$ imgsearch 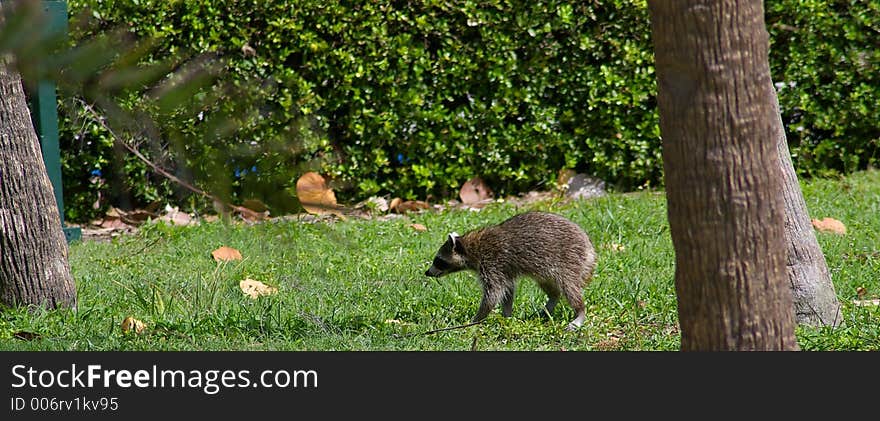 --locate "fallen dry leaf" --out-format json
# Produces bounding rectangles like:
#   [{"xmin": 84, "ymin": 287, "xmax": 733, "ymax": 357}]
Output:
[
  {"xmin": 233, "ymin": 205, "xmax": 269, "ymax": 222},
  {"xmin": 392, "ymin": 200, "xmax": 430, "ymax": 214},
  {"xmin": 409, "ymin": 223, "xmax": 428, "ymax": 232},
  {"xmin": 212, "ymin": 246, "xmax": 243, "ymax": 262},
  {"xmin": 856, "ymin": 286, "xmax": 867, "ymax": 299},
  {"xmin": 852, "ymin": 299, "xmax": 880, "ymax": 307},
  {"xmin": 389, "ymin": 197, "xmax": 402, "ymax": 212},
  {"xmin": 296, "ymin": 172, "xmax": 338, "ymax": 215},
  {"xmin": 121, "ymin": 316, "xmax": 146, "ymax": 334},
  {"xmin": 99, "ymin": 217, "xmax": 129, "ymax": 230},
  {"xmin": 811, "ymin": 217, "xmax": 846, "ymax": 235},
  {"xmin": 240, "ymin": 278, "xmax": 278, "ymax": 299},
  {"xmin": 459, "ymin": 176, "xmax": 494, "ymax": 207}
]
